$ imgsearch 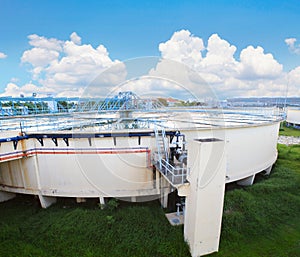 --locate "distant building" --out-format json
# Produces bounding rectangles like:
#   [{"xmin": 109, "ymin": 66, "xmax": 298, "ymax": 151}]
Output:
[{"xmin": 166, "ymin": 97, "xmax": 181, "ymax": 107}]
